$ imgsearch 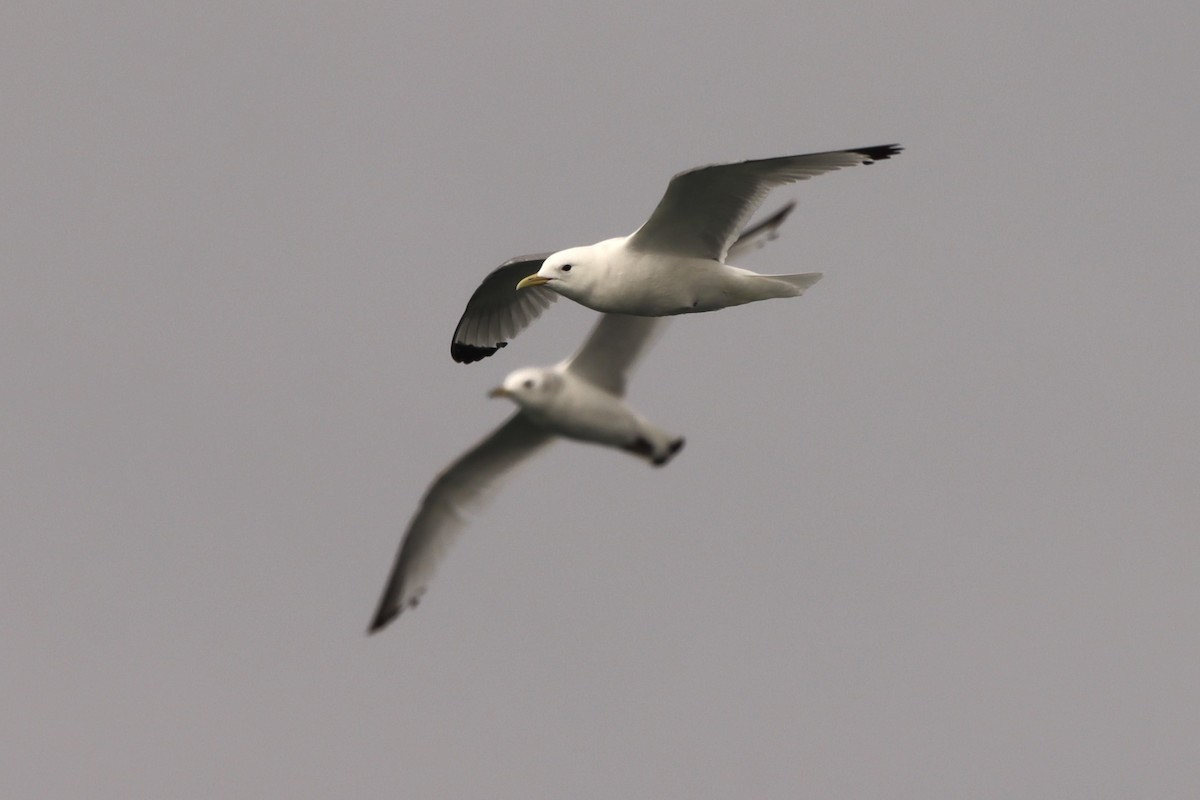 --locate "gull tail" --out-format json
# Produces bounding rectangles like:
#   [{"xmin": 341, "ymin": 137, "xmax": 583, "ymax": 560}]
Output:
[
  {"xmin": 653, "ymin": 436, "xmax": 686, "ymax": 467},
  {"xmin": 725, "ymin": 268, "xmax": 823, "ymax": 300},
  {"xmin": 763, "ymin": 272, "xmax": 823, "ymax": 296},
  {"xmin": 622, "ymin": 433, "xmax": 685, "ymax": 467}
]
